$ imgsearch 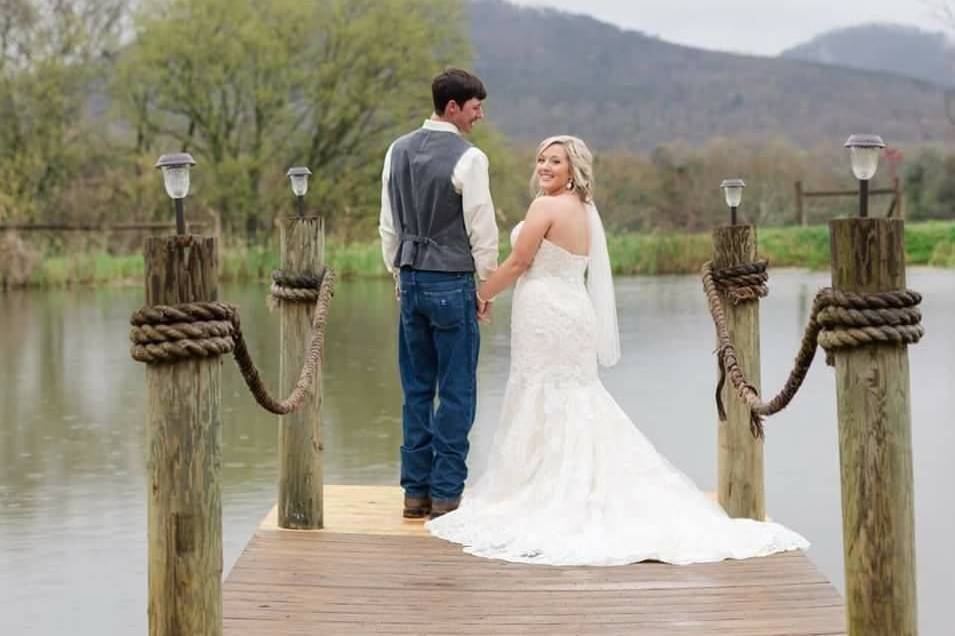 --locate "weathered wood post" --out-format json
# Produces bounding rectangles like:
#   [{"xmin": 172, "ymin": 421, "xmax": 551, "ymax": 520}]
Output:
[
  {"xmin": 894, "ymin": 176, "xmax": 906, "ymax": 220},
  {"xmin": 830, "ymin": 218, "xmax": 918, "ymax": 635},
  {"xmin": 795, "ymin": 180, "xmax": 806, "ymax": 226},
  {"xmin": 144, "ymin": 235, "xmax": 223, "ymax": 636},
  {"xmin": 712, "ymin": 225, "xmax": 765, "ymax": 520},
  {"xmin": 277, "ymin": 216, "xmax": 325, "ymax": 529}
]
